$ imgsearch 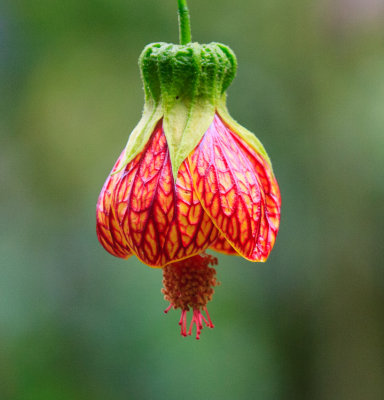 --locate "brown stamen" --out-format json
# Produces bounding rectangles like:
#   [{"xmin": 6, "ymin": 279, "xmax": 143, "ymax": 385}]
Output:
[{"xmin": 161, "ymin": 253, "xmax": 219, "ymax": 339}]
